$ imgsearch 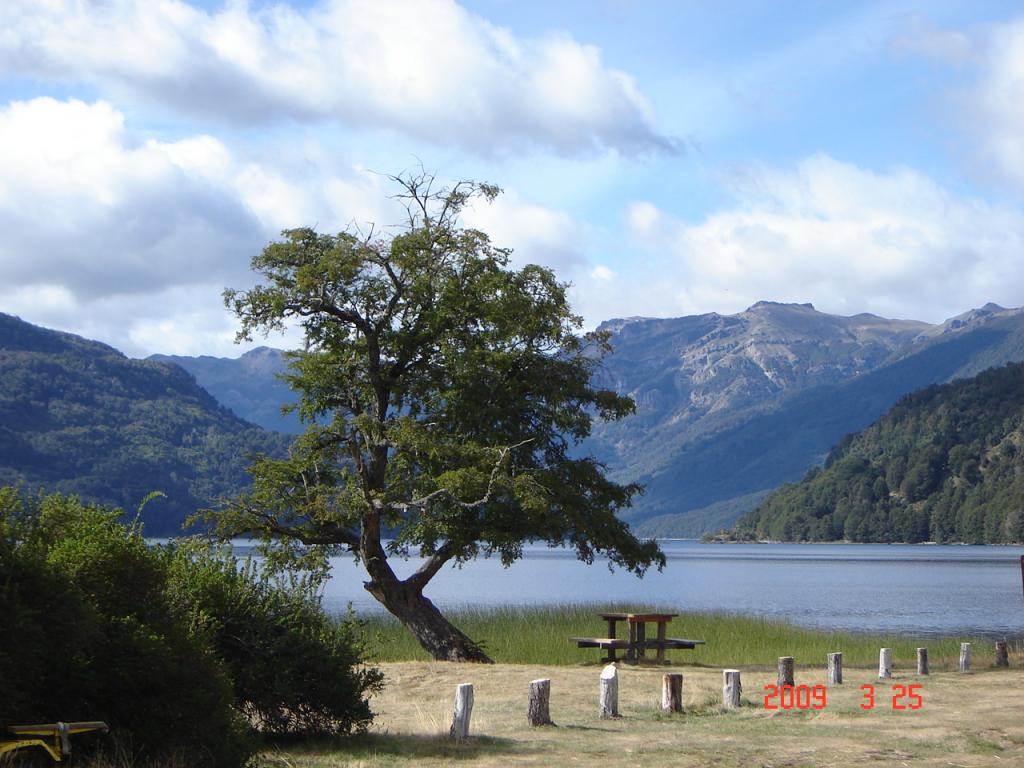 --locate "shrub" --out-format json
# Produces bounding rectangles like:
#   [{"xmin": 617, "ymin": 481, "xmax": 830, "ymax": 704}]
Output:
[
  {"xmin": 166, "ymin": 541, "xmax": 384, "ymax": 736},
  {"xmin": 0, "ymin": 487, "xmax": 383, "ymax": 766},
  {"xmin": 0, "ymin": 490, "xmax": 251, "ymax": 767}
]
